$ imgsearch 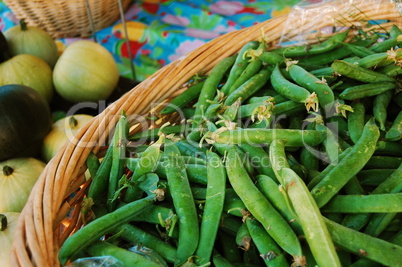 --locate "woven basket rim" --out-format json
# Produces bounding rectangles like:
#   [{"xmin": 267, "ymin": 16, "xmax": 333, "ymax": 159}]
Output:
[
  {"xmin": 10, "ymin": 1, "xmax": 402, "ymax": 266},
  {"xmin": 3, "ymin": 0, "xmax": 133, "ymax": 38}
]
